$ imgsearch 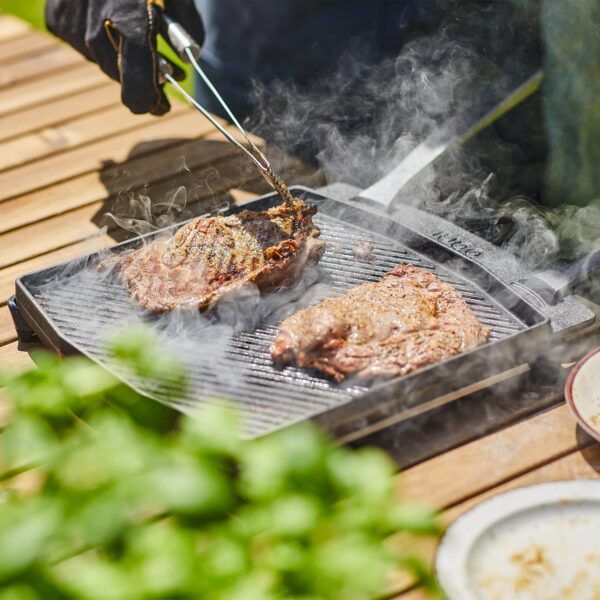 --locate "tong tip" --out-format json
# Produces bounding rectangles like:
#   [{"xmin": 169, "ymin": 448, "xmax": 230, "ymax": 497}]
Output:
[{"xmin": 263, "ymin": 167, "xmax": 294, "ymax": 204}]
